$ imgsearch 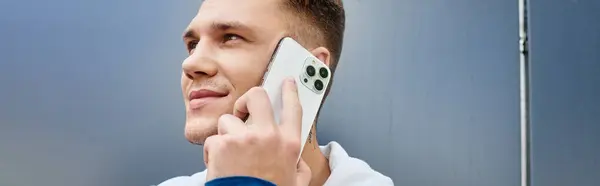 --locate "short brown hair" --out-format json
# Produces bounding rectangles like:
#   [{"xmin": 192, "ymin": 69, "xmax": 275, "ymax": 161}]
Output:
[
  {"xmin": 281, "ymin": 0, "xmax": 346, "ymax": 74},
  {"xmin": 281, "ymin": 0, "xmax": 346, "ymax": 101}
]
